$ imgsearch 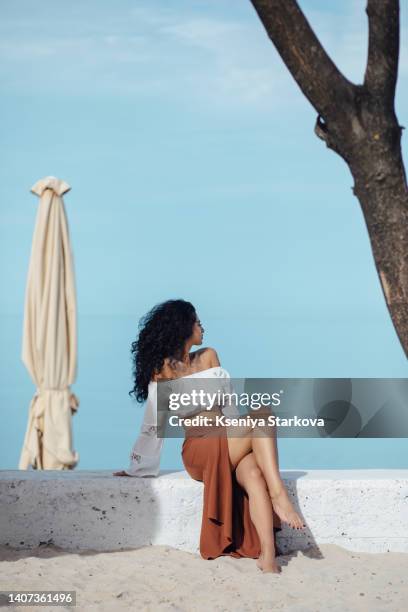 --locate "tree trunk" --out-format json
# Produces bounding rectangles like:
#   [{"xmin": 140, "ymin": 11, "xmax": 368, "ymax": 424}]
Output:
[
  {"xmin": 346, "ymin": 100, "xmax": 408, "ymax": 353},
  {"xmin": 250, "ymin": 0, "xmax": 408, "ymax": 358}
]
